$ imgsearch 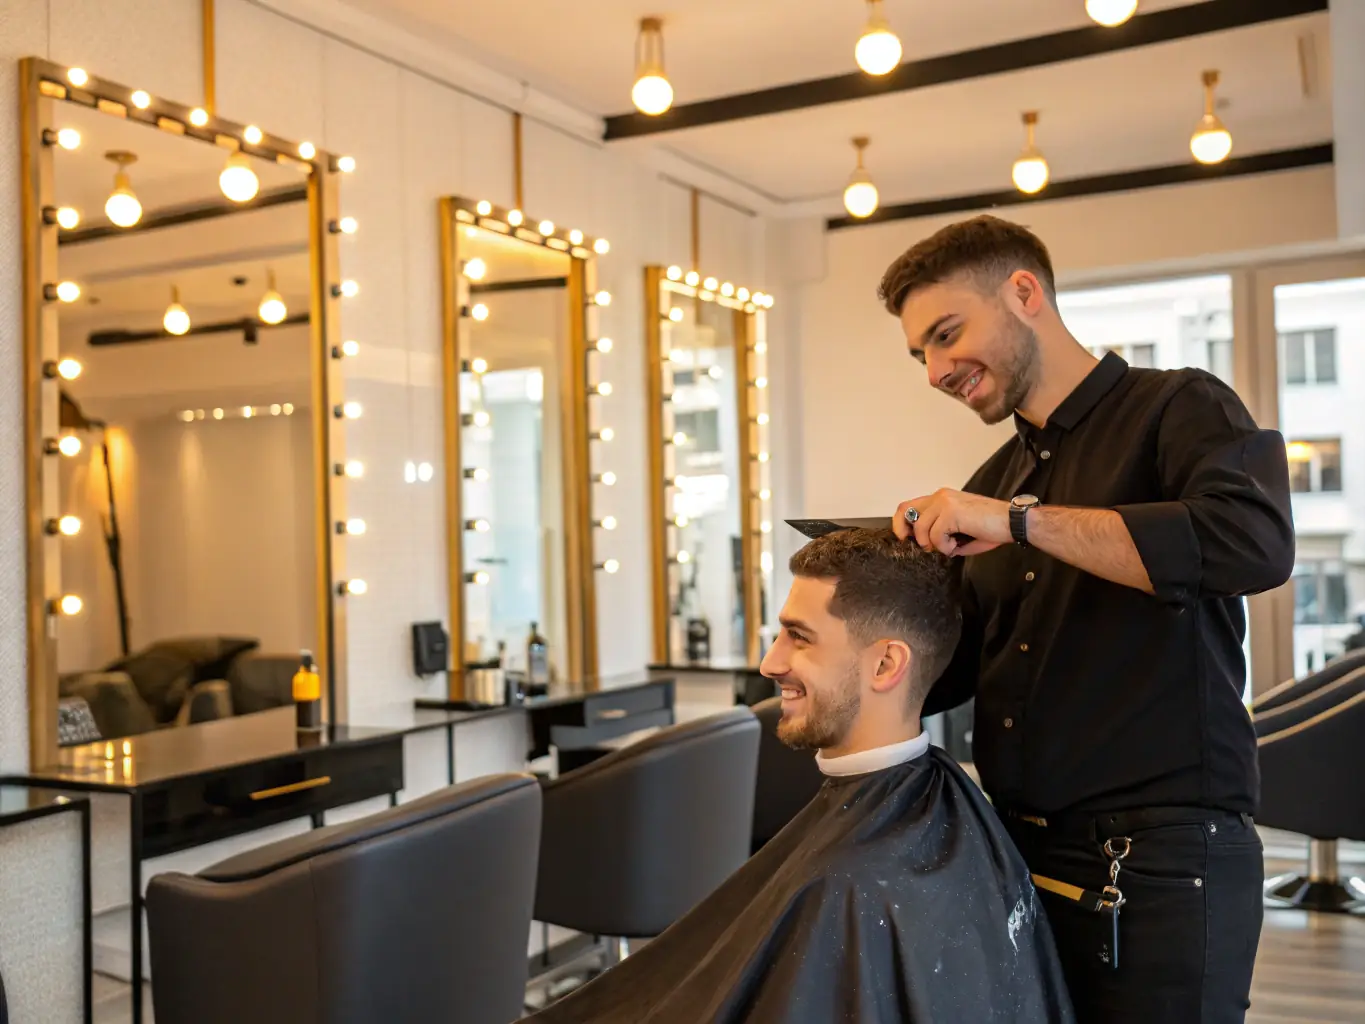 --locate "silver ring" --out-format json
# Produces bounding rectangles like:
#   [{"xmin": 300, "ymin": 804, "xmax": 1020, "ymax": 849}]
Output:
[{"xmin": 903, "ymin": 507, "xmax": 919, "ymax": 525}]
